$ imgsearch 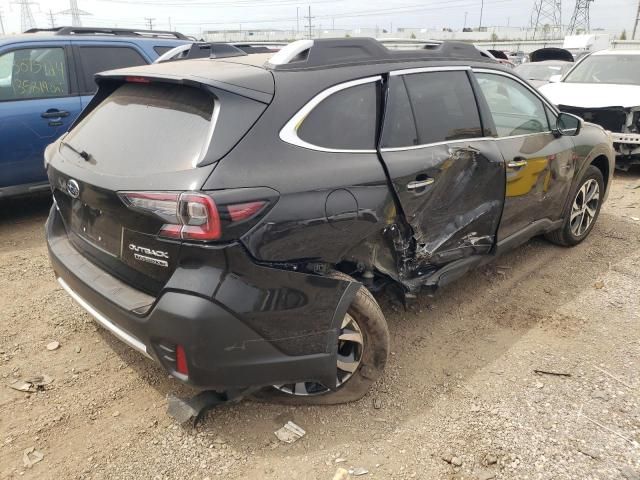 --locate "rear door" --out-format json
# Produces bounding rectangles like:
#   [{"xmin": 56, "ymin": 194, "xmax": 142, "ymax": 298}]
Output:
[
  {"xmin": 378, "ymin": 67, "xmax": 505, "ymax": 266},
  {"xmin": 472, "ymin": 69, "xmax": 575, "ymax": 241},
  {"xmin": 0, "ymin": 42, "xmax": 81, "ymax": 190},
  {"xmin": 71, "ymin": 42, "xmax": 149, "ymax": 109}
]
